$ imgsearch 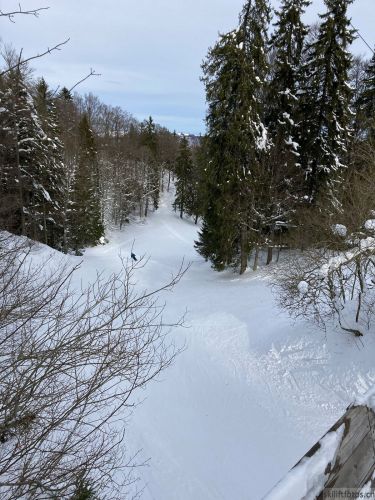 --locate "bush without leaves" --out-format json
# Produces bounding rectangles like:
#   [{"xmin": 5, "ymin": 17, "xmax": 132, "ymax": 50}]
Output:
[{"xmin": 0, "ymin": 233, "xmax": 184, "ymax": 499}]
